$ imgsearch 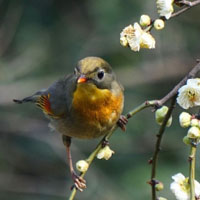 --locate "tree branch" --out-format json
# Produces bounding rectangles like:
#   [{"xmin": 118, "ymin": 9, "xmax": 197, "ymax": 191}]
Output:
[
  {"xmin": 69, "ymin": 126, "xmax": 117, "ymax": 200},
  {"xmin": 158, "ymin": 61, "xmax": 200, "ymax": 106},
  {"xmin": 150, "ymin": 95, "xmax": 177, "ymax": 200},
  {"xmin": 172, "ymin": 0, "xmax": 200, "ymax": 18},
  {"xmin": 189, "ymin": 145, "xmax": 197, "ymax": 200}
]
